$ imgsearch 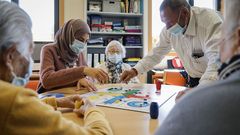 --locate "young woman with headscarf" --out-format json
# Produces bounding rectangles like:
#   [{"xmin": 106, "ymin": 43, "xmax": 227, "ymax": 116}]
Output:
[
  {"xmin": 38, "ymin": 19, "xmax": 109, "ymax": 93},
  {"xmin": 96, "ymin": 40, "xmax": 140, "ymax": 84}
]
